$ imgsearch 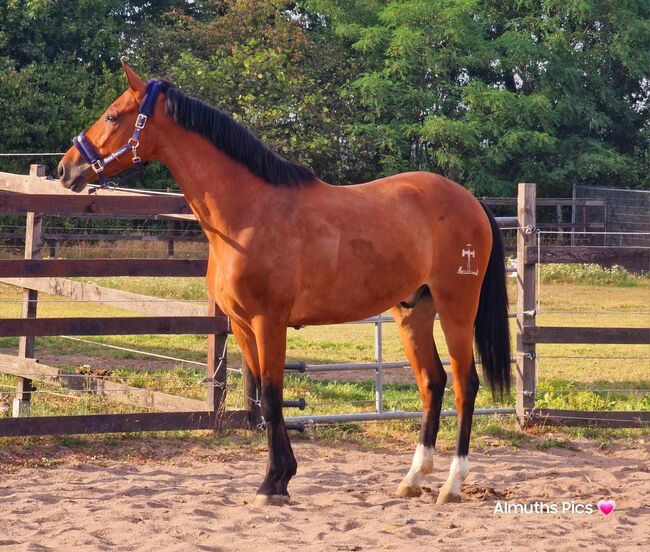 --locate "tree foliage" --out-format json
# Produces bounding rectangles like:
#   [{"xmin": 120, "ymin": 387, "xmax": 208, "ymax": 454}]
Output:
[
  {"xmin": 311, "ymin": 0, "xmax": 650, "ymax": 194},
  {"xmin": 1, "ymin": 0, "xmax": 648, "ymax": 195}
]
